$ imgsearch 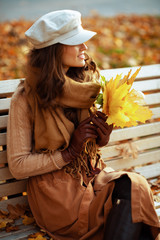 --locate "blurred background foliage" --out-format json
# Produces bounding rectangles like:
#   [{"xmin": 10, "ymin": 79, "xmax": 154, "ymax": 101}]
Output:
[{"xmin": 0, "ymin": 14, "xmax": 160, "ymax": 80}]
